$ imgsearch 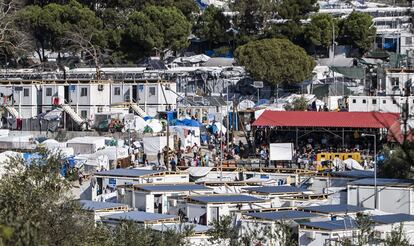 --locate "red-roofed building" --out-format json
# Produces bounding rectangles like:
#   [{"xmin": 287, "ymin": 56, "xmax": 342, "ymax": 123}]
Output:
[
  {"xmin": 253, "ymin": 111, "xmax": 399, "ymax": 129},
  {"xmin": 252, "ymin": 111, "xmax": 401, "ymax": 149}
]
